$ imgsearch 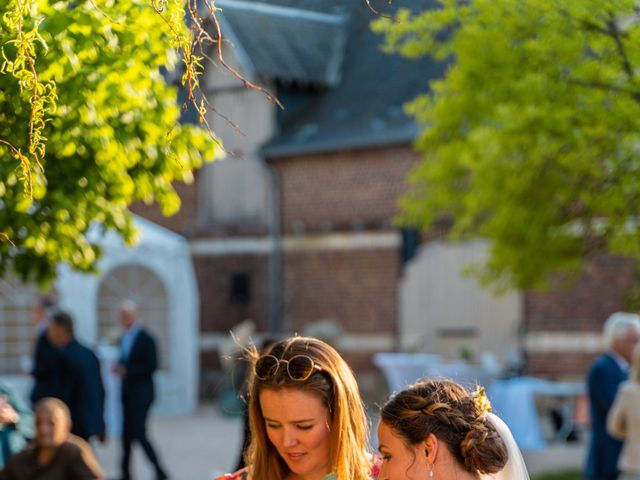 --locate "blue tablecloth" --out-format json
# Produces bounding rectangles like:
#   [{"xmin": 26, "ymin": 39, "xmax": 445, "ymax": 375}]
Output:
[{"xmin": 488, "ymin": 376, "xmax": 583, "ymax": 451}]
